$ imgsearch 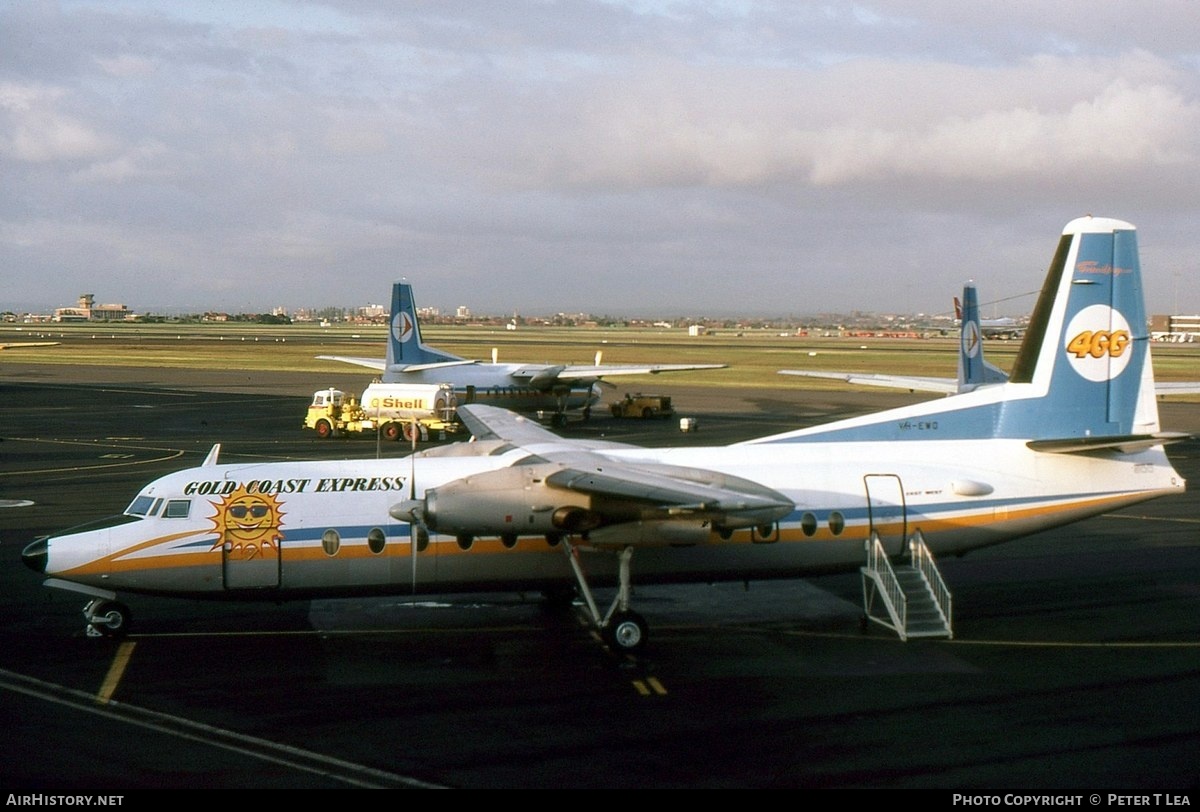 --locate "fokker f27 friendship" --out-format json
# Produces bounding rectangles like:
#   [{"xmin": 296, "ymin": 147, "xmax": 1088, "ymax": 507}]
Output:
[
  {"xmin": 318, "ymin": 282, "xmax": 726, "ymax": 425},
  {"xmin": 23, "ymin": 217, "xmax": 1189, "ymax": 651}
]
